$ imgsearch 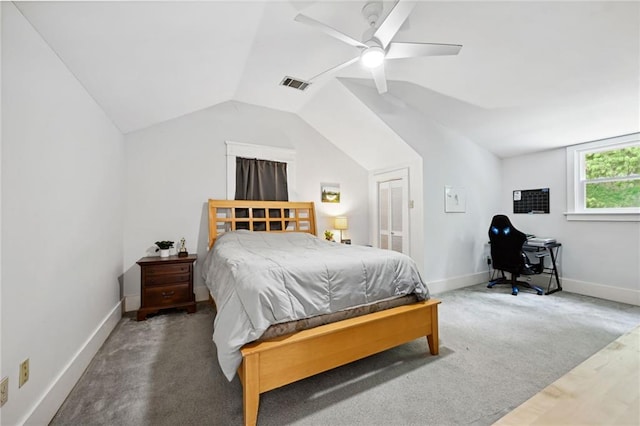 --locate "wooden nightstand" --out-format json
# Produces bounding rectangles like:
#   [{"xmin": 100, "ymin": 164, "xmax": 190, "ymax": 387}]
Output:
[{"xmin": 136, "ymin": 254, "xmax": 197, "ymax": 321}]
